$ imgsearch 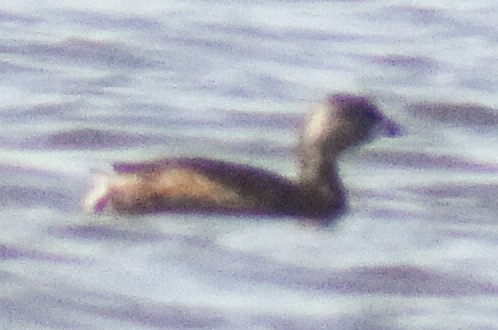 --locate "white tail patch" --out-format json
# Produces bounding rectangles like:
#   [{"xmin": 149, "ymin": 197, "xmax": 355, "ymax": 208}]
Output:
[{"xmin": 82, "ymin": 173, "xmax": 115, "ymax": 213}]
